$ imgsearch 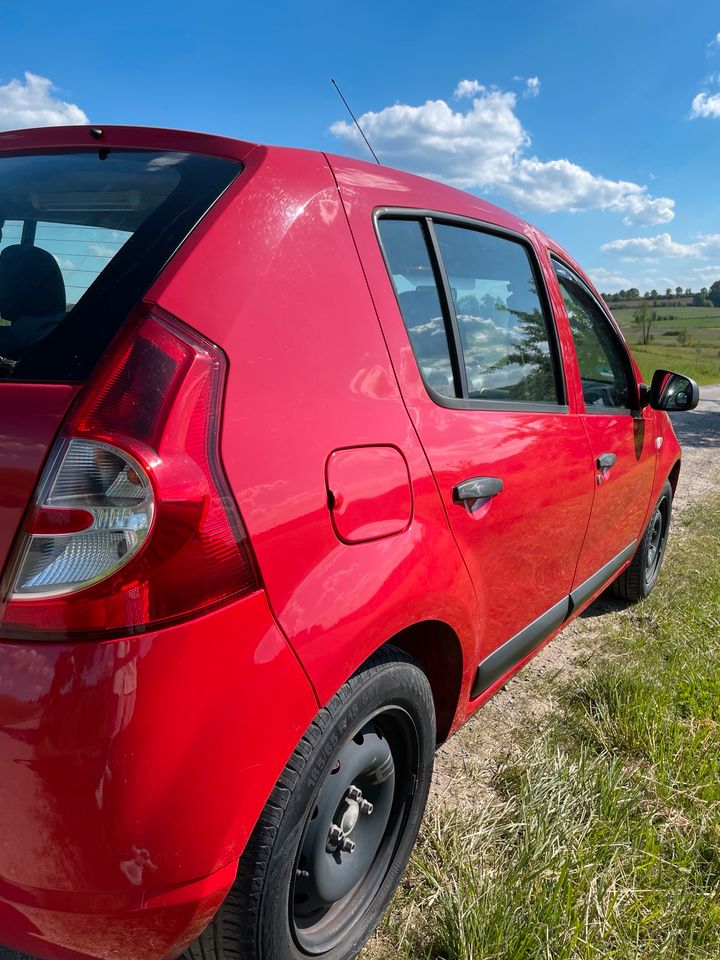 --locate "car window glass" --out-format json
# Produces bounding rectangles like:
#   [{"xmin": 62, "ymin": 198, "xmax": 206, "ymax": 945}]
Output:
[
  {"xmin": 0, "ymin": 149, "xmax": 240, "ymax": 382},
  {"xmin": 554, "ymin": 264, "xmax": 633, "ymax": 410},
  {"xmin": 378, "ymin": 218, "xmax": 457, "ymax": 398},
  {"xmin": 434, "ymin": 223, "xmax": 560, "ymax": 404}
]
